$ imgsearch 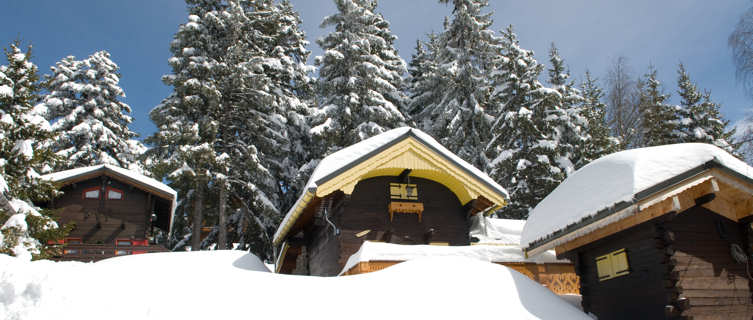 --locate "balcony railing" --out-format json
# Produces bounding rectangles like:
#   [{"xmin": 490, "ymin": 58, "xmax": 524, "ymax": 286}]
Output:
[{"xmin": 52, "ymin": 243, "xmax": 169, "ymax": 262}]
